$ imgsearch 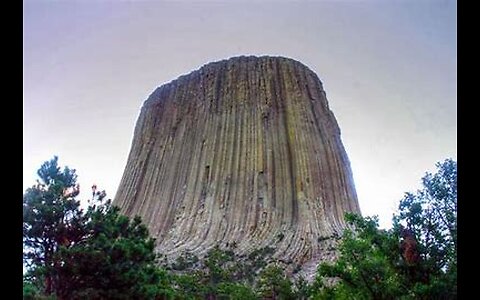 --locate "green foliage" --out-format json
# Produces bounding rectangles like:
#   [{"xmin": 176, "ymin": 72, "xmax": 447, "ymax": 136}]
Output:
[
  {"xmin": 23, "ymin": 156, "xmax": 84, "ymax": 297},
  {"xmin": 171, "ymin": 251, "xmax": 200, "ymax": 271},
  {"xmin": 292, "ymin": 276, "xmax": 310, "ymax": 300},
  {"xmin": 157, "ymin": 244, "xmax": 299, "ymax": 299},
  {"xmin": 23, "ymin": 279, "xmax": 50, "ymax": 300},
  {"xmin": 244, "ymin": 246, "xmax": 276, "ymax": 282},
  {"xmin": 23, "ymin": 157, "xmax": 160, "ymax": 299},
  {"xmin": 53, "ymin": 203, "xmax": 160, "ymax": 299},
  {"xmin": 312, "ymin": 214, "xmax": 404, "ymax": 299},
  {"xmin": 166, "ymin": 246, "xmax": 258, "ymax": 299},
  {"xmin": 170, "ymin": 272, "xmax": 202, "ymax": 299},
  {"xmin": 393, "ymin": 158, "xmax": 457, "ymax": 298},
  {"xmin": 216, "ymin": 282, "xmax": 258, "ymax": 300},
  {"xmin": 23, "ymin": 157, "xmax": 456, "ymax": 299},
  {"xmin": 313, "ymin": 158, "xmax": 457, "ymax": 299},
  {"xmin": 160, "ymin": 244, "xmax": 282, "ymax": 299},
  {"xmin": 257, "ymin": 264, "xmax": 295, "ymax": 300},
  {"xmin": 203, "ymin": 245, "xmax": 236, "ymax": 285}
]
